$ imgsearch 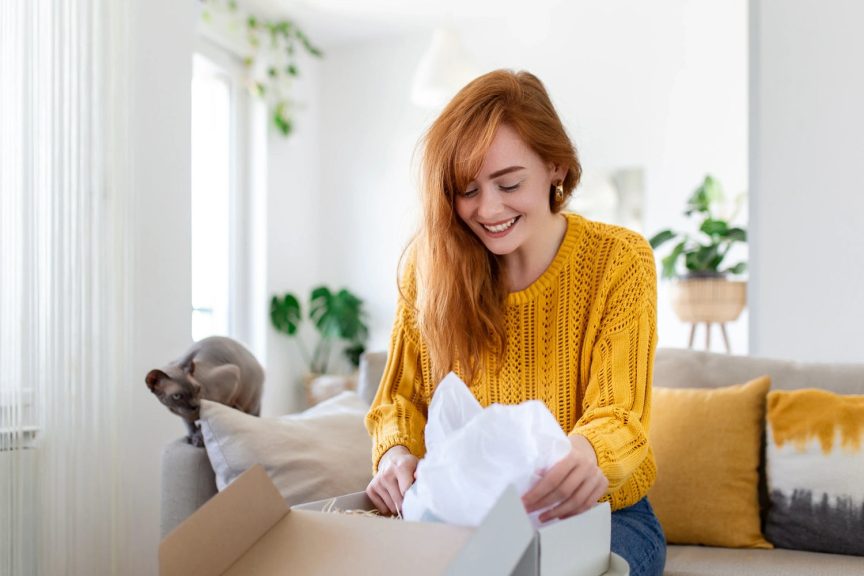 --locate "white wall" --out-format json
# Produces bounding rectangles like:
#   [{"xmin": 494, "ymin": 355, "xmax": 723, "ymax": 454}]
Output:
[
  {"xmin": 316, "ymin": 0, "xmax": 749, "ymax": 355},
  {"xmin": 317, "ymin": 34, "xmax": 433, "ymax": 350},
  {"xmin": 261, "ymin": 53, "xmax": 324, "ymax": 416},
  {"xmin": 750, "ymin": 0, "xmax": 864, "ymax": 362},
  {"xmin": 122, "ymin": 1, "xmax": 194, "ymax": 574}
]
